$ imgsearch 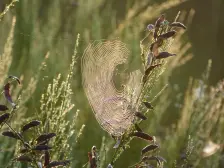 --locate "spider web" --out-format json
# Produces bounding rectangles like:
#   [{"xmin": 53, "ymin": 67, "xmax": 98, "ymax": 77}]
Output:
[{"xmin": 81, "ymin": 40, "xmax": 142, "ymax": 136}]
